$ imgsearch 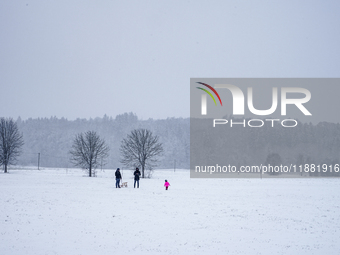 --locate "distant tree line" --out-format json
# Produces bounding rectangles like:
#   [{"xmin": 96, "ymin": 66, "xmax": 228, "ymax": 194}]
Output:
[
  {"xmin": 3, "ymin": 113, "xmax": 340, "ymax": 177},
  {"xmin": 15, "ymin": 113, "xmax": 189, "ymax": 170}
]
